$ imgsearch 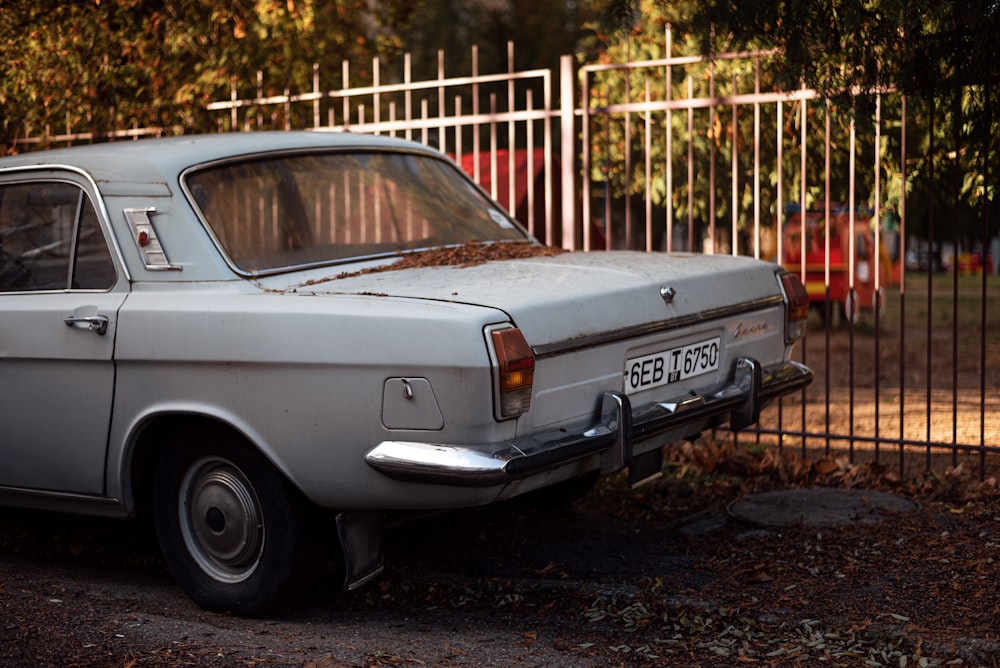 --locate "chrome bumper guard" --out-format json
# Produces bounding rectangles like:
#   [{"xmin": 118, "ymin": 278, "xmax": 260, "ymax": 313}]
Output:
[{"xmin": 365, "ymin": 357, "xmax": 812, "ymax": 487}]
